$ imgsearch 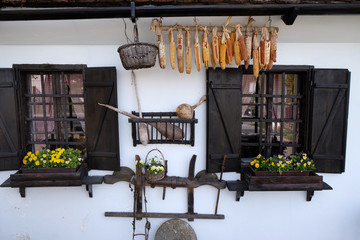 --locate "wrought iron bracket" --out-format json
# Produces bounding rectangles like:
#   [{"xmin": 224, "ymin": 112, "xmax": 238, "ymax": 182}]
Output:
[{"xmin": 281, "ymin": 7, "xmax": 299, "ymax": 25}]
